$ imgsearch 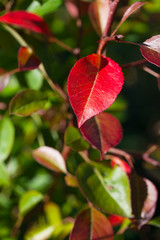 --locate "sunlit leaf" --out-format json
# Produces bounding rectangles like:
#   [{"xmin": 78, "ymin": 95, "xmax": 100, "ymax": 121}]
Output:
[
  {"xmin": 65, "ymin": 174, "xmax": 78, "ymax": 187},
  {"xmin": 9, "ymin": 89, "xmax": 49, "ymax": 116},
  {"xmin": 89, "ymin": 0, "xmax": 110, "ymax": 35},
  {"xmin": 18, "ymin": 47, "xmax": 41, "ymax": 71},
  {"xmin": 70, "ymin": 207, "xmax": 113, "ymax": 240},
  {"xmin": 0, "ymin": 11, "xmax": 52, "ymax": 36},
  {"xmin": 80, "ymin": 112, "xmax": 122, "ymax": 158},
  {"xmin": 67, "ymin": 54, "xmax": 124, "ymax": 127},
  {"xmin": 19, "ymin": 190, "xmax": 43, "ymax": 217},
  {"xmin": 0, "ymin": 163, "xmax": 10, "ymax": 187},
  {"xmin": 0, "ymin": 118, "xmax": 15, "ymax": 162},
  {"xmin": 25, "ymin": 224, "xmax": 54, "ymax": 240},
  {"xmin": 140, "ymin": 35, "xmax": 160, "ymax": 67},
  {"xmin": 77, "ymin": 162, "xmax": 132, "ymax": 217},
  {"xmin": 44, "ymin": 202, "xmax": 61, "ymax": 226},
  {"xmin": 33, "ymin": 146, "xmax": 67, "ymax": 173},
  {"xmin": 64, "ymin": 126, "xmax": 90, "ymax": 151},
  {"xmin": 30, "ymin": 0, "xmax": 62, "ymax": 16}
]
